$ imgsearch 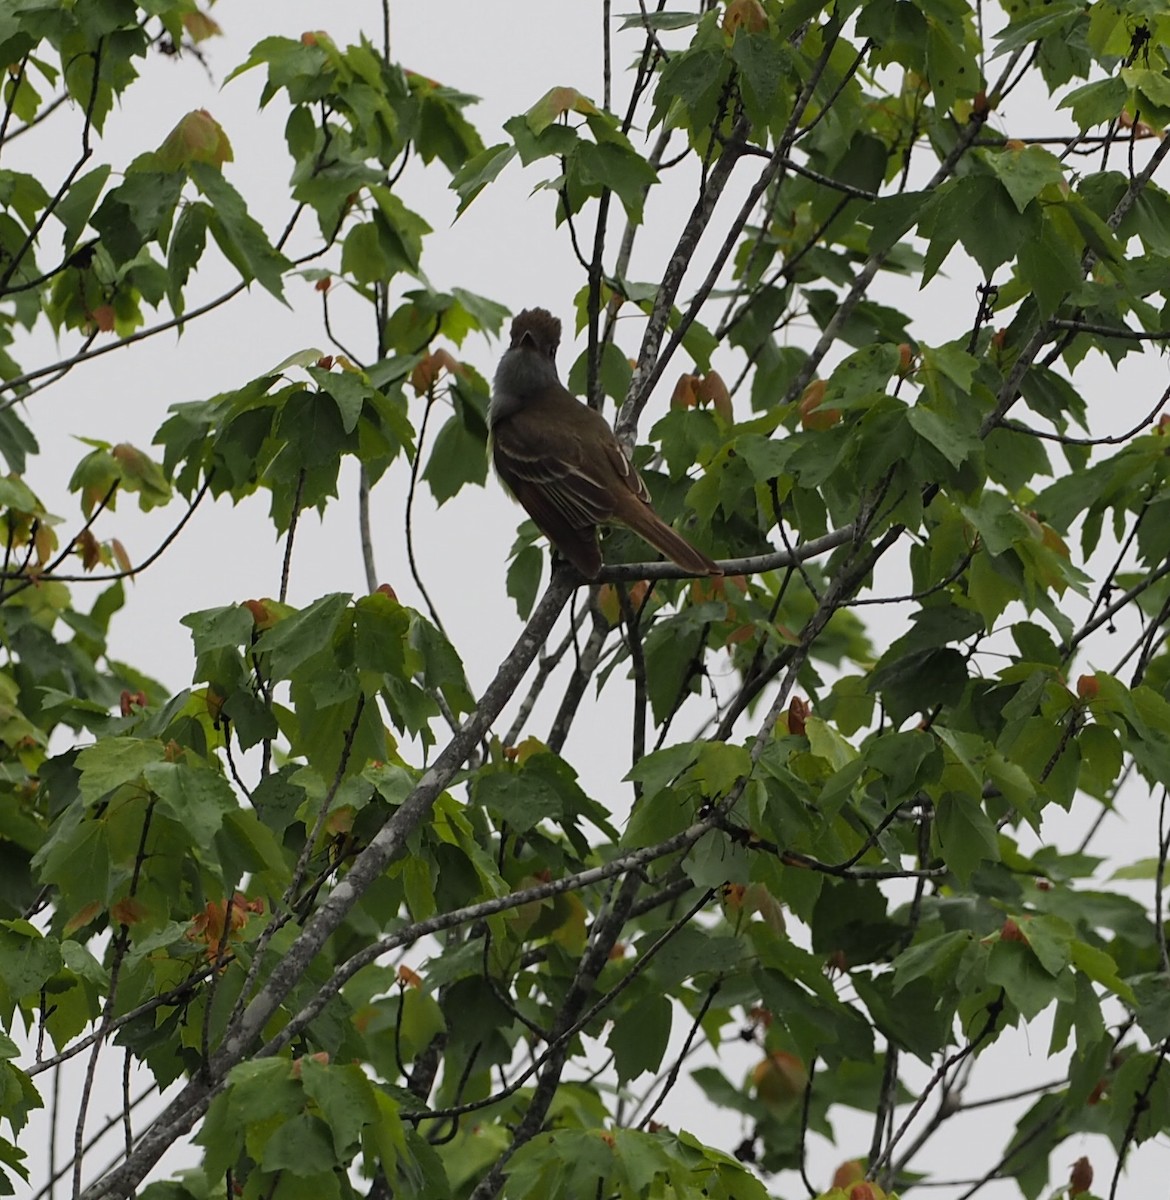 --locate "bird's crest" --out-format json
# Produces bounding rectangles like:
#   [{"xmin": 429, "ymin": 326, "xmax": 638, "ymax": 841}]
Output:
[{"xmin": 511, "ymin": 307, "xmax": 562, "ymax": 351}]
